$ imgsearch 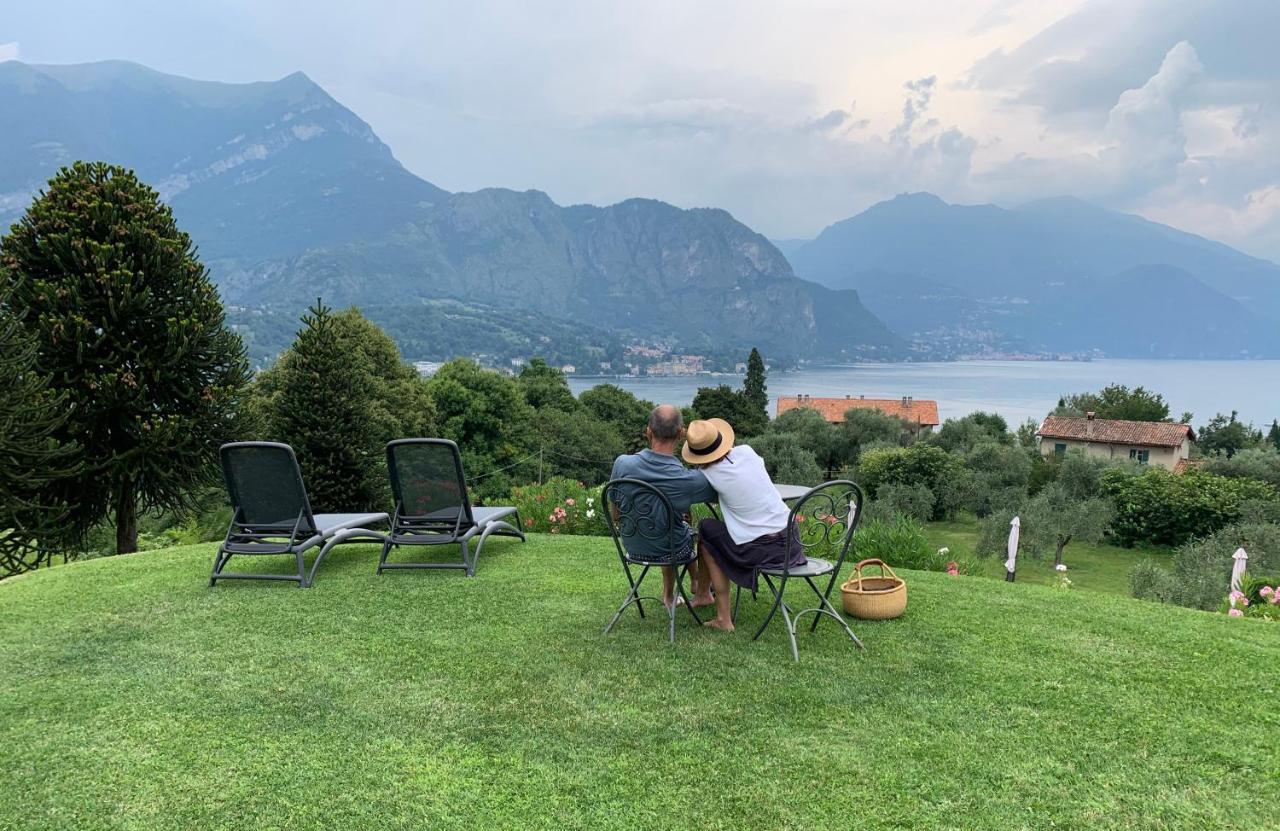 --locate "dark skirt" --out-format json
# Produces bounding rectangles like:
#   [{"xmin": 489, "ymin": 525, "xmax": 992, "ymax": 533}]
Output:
[{"xmin": 697, "ymin": 518, "xmax": 805, "ymax": 591}]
